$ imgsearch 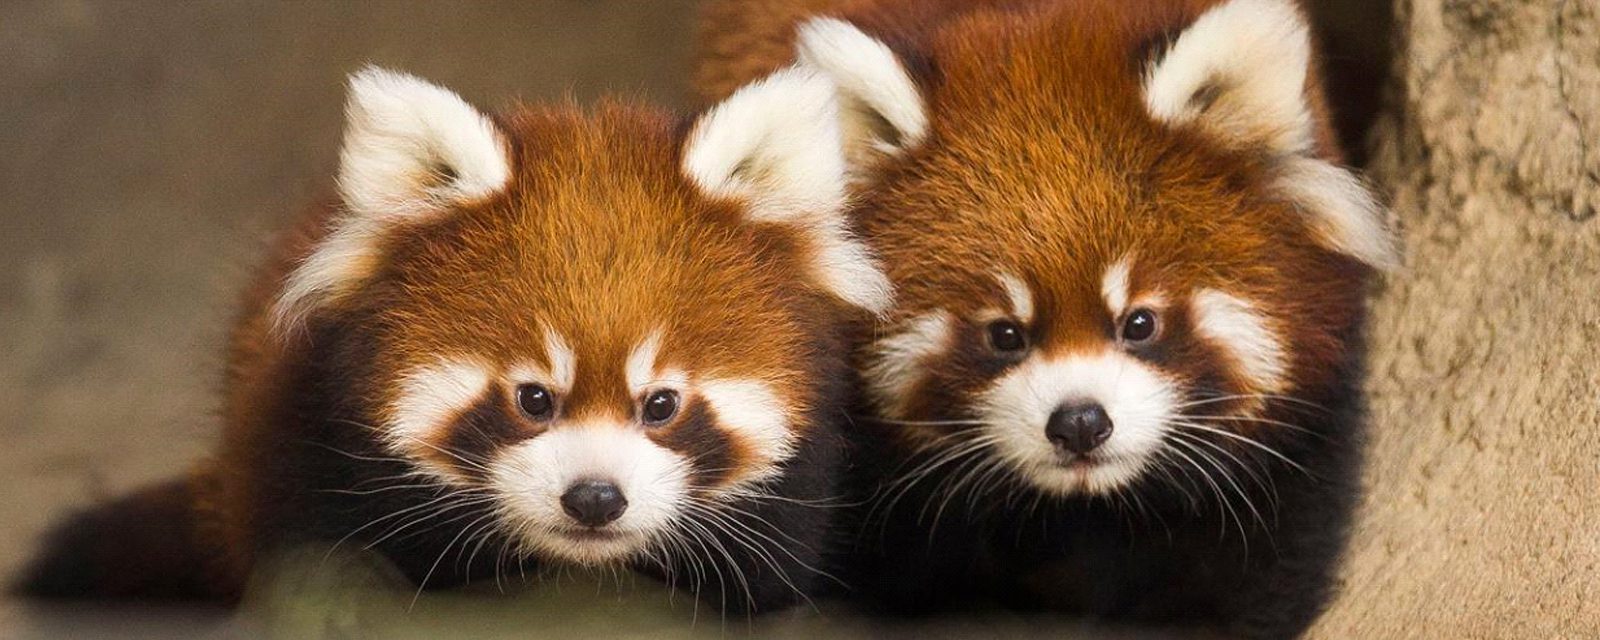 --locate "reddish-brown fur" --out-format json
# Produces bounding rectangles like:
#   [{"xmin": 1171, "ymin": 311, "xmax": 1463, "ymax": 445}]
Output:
[
  {"xmin": 22, "ymin": 98, "xmax": 861, "ymax": 609},
  {"xmin": 698, "ymin": 0, "xmax": 1362, "ymax": 445},
  {"xmin": 209, "ymin": 100, "xmax": 851, "ymax": 592},
  {"xmin": 697, "ymin": 0, "xmax": 1379, "ymax": 634}
]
